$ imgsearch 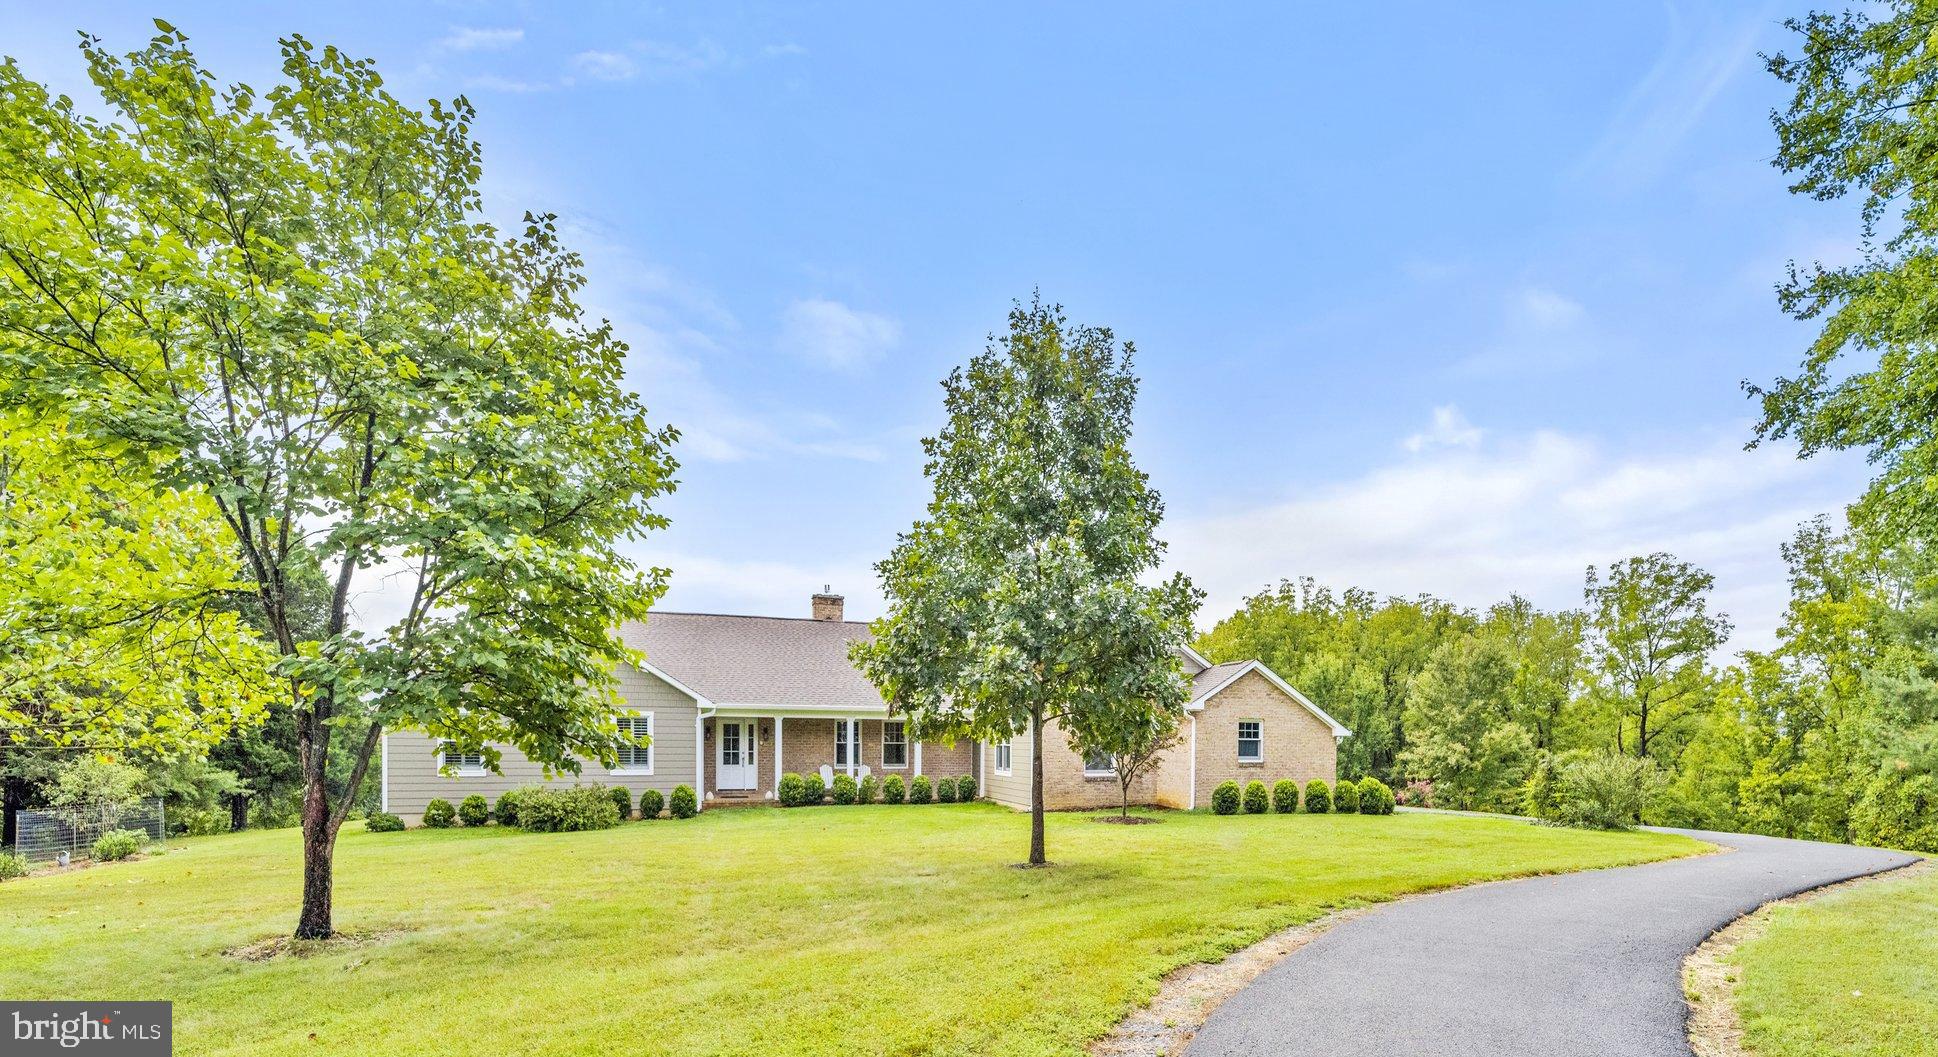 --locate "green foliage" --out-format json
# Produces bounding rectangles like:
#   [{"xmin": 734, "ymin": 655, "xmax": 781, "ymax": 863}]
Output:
[
  {"xmin": 172, "ymin": 809, "xmax": 229, "ymax": 837},
  {"xmin": 909, "ymin": 775, "xmax": 933, "ymax": 804},
  {"xmin": 956, "ymin": 775, "xmax": 976, "ymax": 802},
  {"xmin": 1241, "ymin": 780, "xmax": 1268, "ymax": 814},
  {"xmin": 0, "ymin": 850, "xmax": 27, "ymax": 880},
  {"xmin": 1398, "ymin": 636, "xmax": 1537, "ymax": 811},
  {"xmin": 363, "ymin": 812, "xmax": 405, "ymax": 833},
  {"xmin": 92, "ymin": 829, "xmax": 145, "ymax": 861},
  {"xmin": 832, "ymin": 773, "xmax": 859, "ymax": 805},
  {"xmin": 1553, "ymin": 753, "xmax": 1667, "ymax": 830},
  {"xmin": 638, "ymin": 788, "xmax": 664, "ymax": 820},
  {"xmin": 422, "ymin": 799, "xmax": 456, "ymax": 828},
  {"xmin": 1852, "ymin": 773, "xmax": 1938, "ymax": 853},
  {"xmin": 458, "ymin": 795, "xmax": 490, "ymax": 827},
  {"xmin": 1357, "ymin": 778, "xmax": 1396, "ymax": 815},
  {"xmin": 1272, "ymin": 779, "xmax": 1299, "ymax": 813},
  {"xmin": 858, "ymin": 776, "xmax": 880, "ymax": 804},
  {"xmin": 1521, "ymin": 755, "xmax": 1561, "ymax": 821},
  {"xmin": 778, "ymin": 773, "xmax": 806, "ymax": 807},
  {"xmin": 608, "ymin": 786, "xmax": 635, "ymax": 821},
  {"xmin": 1303, "ymin": 780, "xmax": 1332, "ymax": 814},
  {"xmin": 1583, "ymin": 554, "xmax": 1730, "ymax": 761},
  {"xmin": 0, "ymin": 28, "xmax": 679, "ymax": 937},
  {"xmin": 935, "ymin": 774, "xmax": 957, "ymax": 803},
  {"xmin": 515, "ymin": 787, "xmax": 621, "ymax": 833},
  {"xmin": 1333, "ymin": 777, "xmax": 1361, "ymax": 813},
  {"xmin": 1211, "ymin": 780, "xmax": 1240, "ymax": 815},
  {"xmin": 494, "ymin": 790, "xmax": 524, "ymax": 827},
  {"xmin": 49, "ymin": 759, "xmax": 147, "ymax": 832},
  {"xmin": 669, "ymin": 785, "xmax": 697, "ymax": 819},
  {"xmin": 801, "ymin": 775, "xmax": 826, "ymax": 806},
  {"xmin": 882, "ymin": 774, "xmax": 907, "ymax": 804},
  {"xmin": 849, "ymin": 298, "xmax": 1201, "ymax": 864}
]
